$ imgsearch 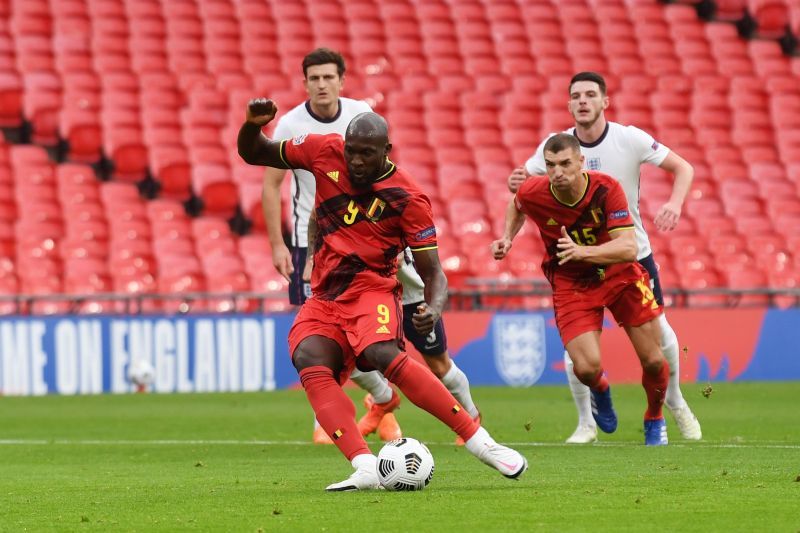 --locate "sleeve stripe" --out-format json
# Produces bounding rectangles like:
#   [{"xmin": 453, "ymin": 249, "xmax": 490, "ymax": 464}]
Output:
[
  {"xmin": 608, "ymin": 225, "xmax": 634, "ymax": 233},
  {"xmin": 278, "ymin": 140, "xmax": 289, "ymax": 167},
  {"xmin": 409, "ymin": 245, "xmax": 438, "ymax": 252}
]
